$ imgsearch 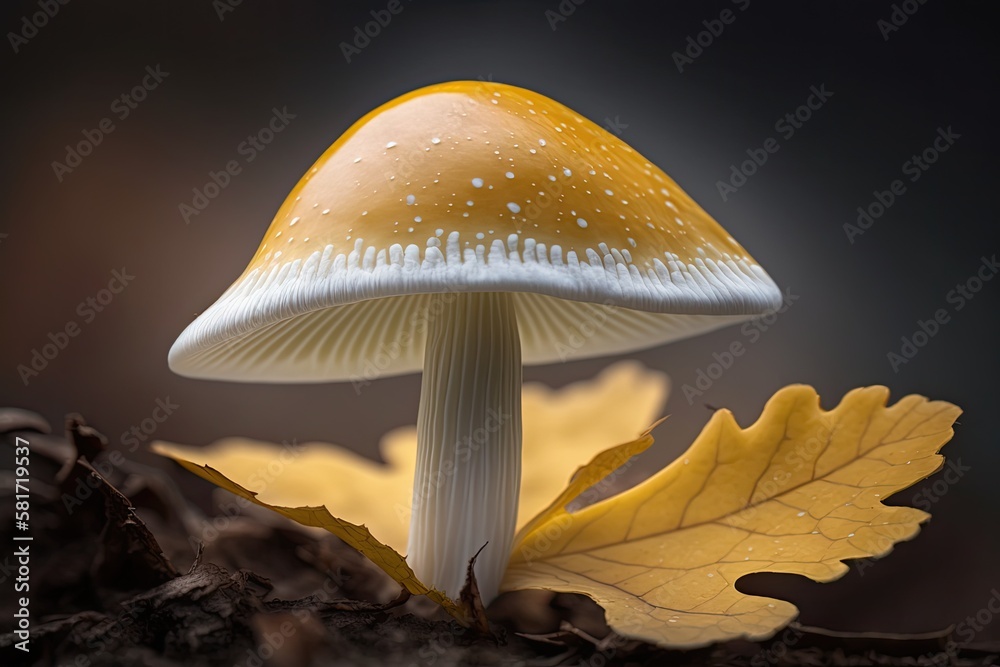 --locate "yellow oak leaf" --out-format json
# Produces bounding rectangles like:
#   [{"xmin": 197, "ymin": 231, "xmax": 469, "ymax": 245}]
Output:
[
  {"xmin": 153, "ymin": 360, "xmax": 668, "ymax": 553},
  {"xmin": 149, "ymin": 449, "xmax": 467, "ymax": 621},
  {"xmin": 502, "ymin": 385, "xmax": 961, "ymax": 648}
]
